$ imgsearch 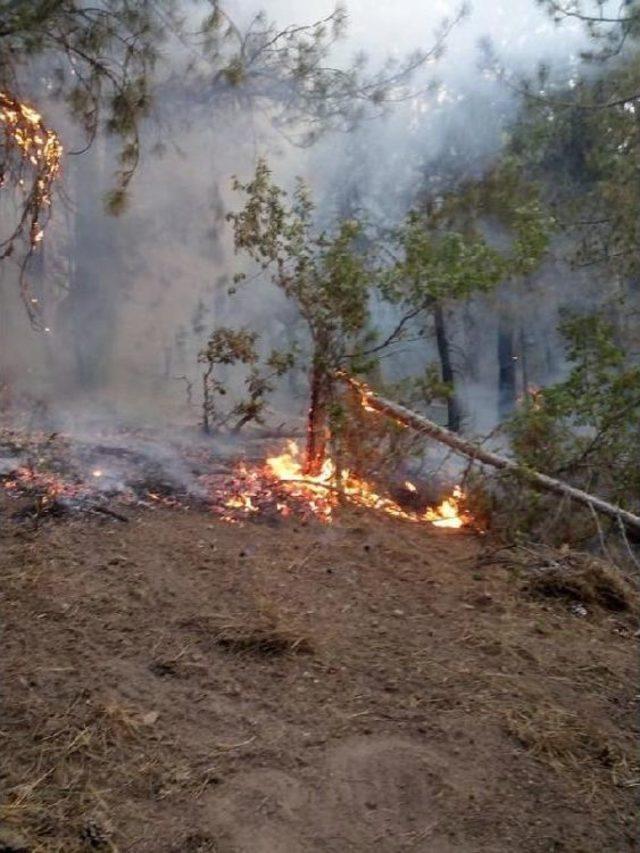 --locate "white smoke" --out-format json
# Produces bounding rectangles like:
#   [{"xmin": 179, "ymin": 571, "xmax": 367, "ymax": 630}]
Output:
[{"xmin": 0, "ymin": 0, "xmax": 594, "ymax": 435}]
